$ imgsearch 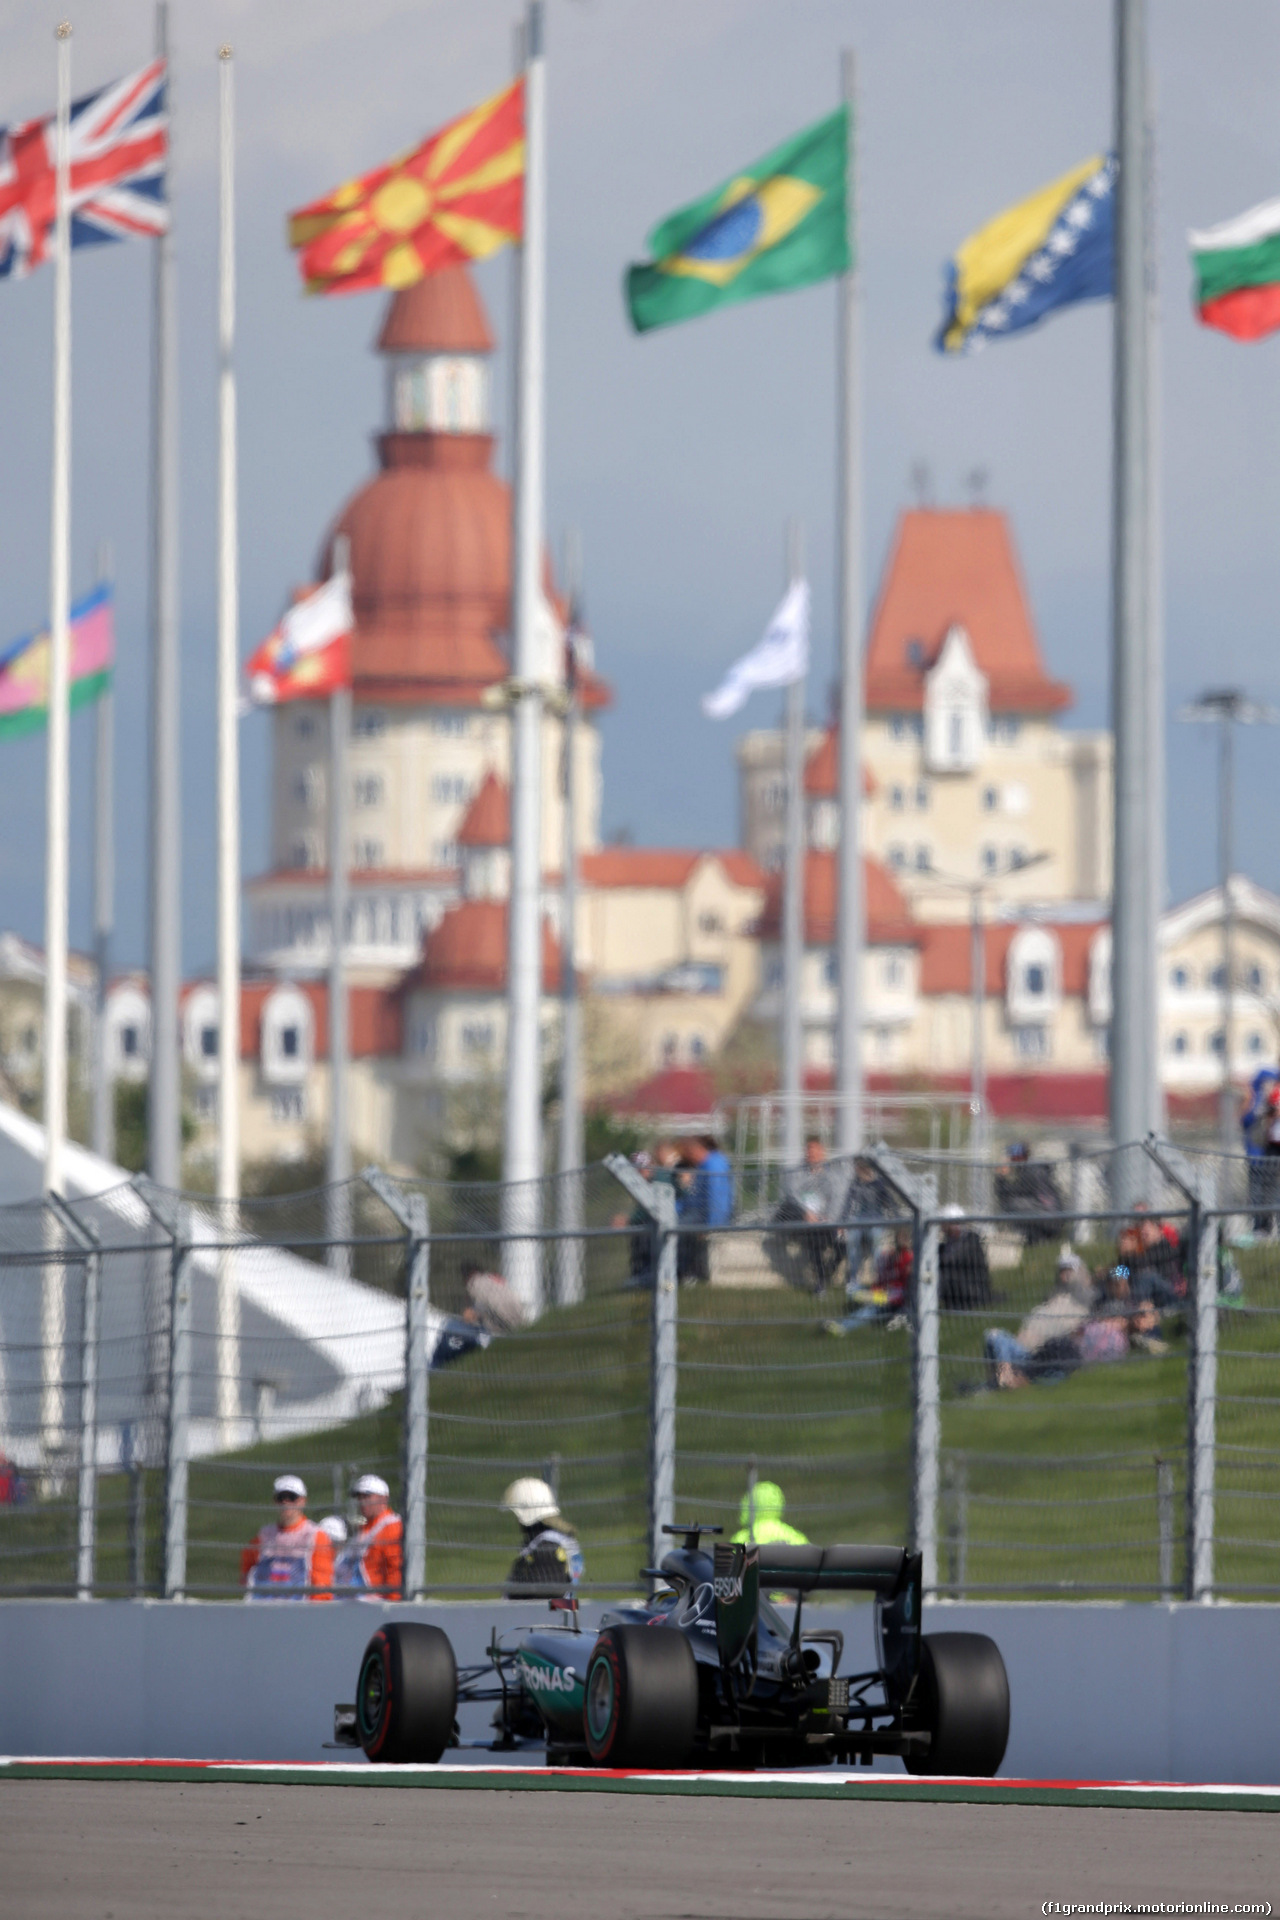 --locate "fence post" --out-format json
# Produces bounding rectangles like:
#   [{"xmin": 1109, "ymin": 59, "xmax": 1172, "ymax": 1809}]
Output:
[
  {"xmin": 1144, "ymin": 1138, "xmax": 1216, "ymax": 1602},
  {"xmin": 49, "ymin": 1193, "xmax": 101, "ymax": 1599},
  {"xmin": 364, "ymin": 1167, "xmax": 429, "ymax": 1600},
  {"xmin": 605, "ymin": 1153, "xmax": 676, "ymax": 1564},
  {"xmin": 869, "ymin": 1149, "xmax": 939, "ymax": 1596},
  {"xmin": 133, "ymin": 1181, "xmax": 192, "ymax": 1600}
]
